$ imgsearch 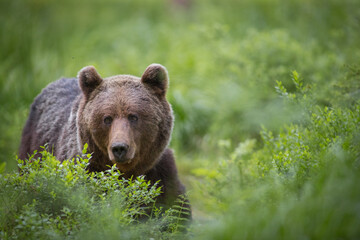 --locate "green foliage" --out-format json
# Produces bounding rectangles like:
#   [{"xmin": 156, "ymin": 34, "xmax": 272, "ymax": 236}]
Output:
[
  {"xmin": 195, "ymin": 156, "xmax": 360, "ymax": 239},
  {"xmin": 191, "ymin": 70, "xmax": 360, "ymax": 239},
  {"xmin": 0, "ymin": 148, "xmax": 189, "ymax": 239}
]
